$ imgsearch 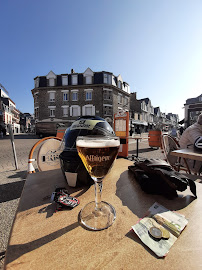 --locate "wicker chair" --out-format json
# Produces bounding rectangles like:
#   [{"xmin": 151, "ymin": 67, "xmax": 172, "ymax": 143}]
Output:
[{"xmin": 161, "ymin": 134, "xmax": 191, "ymax": 174}]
